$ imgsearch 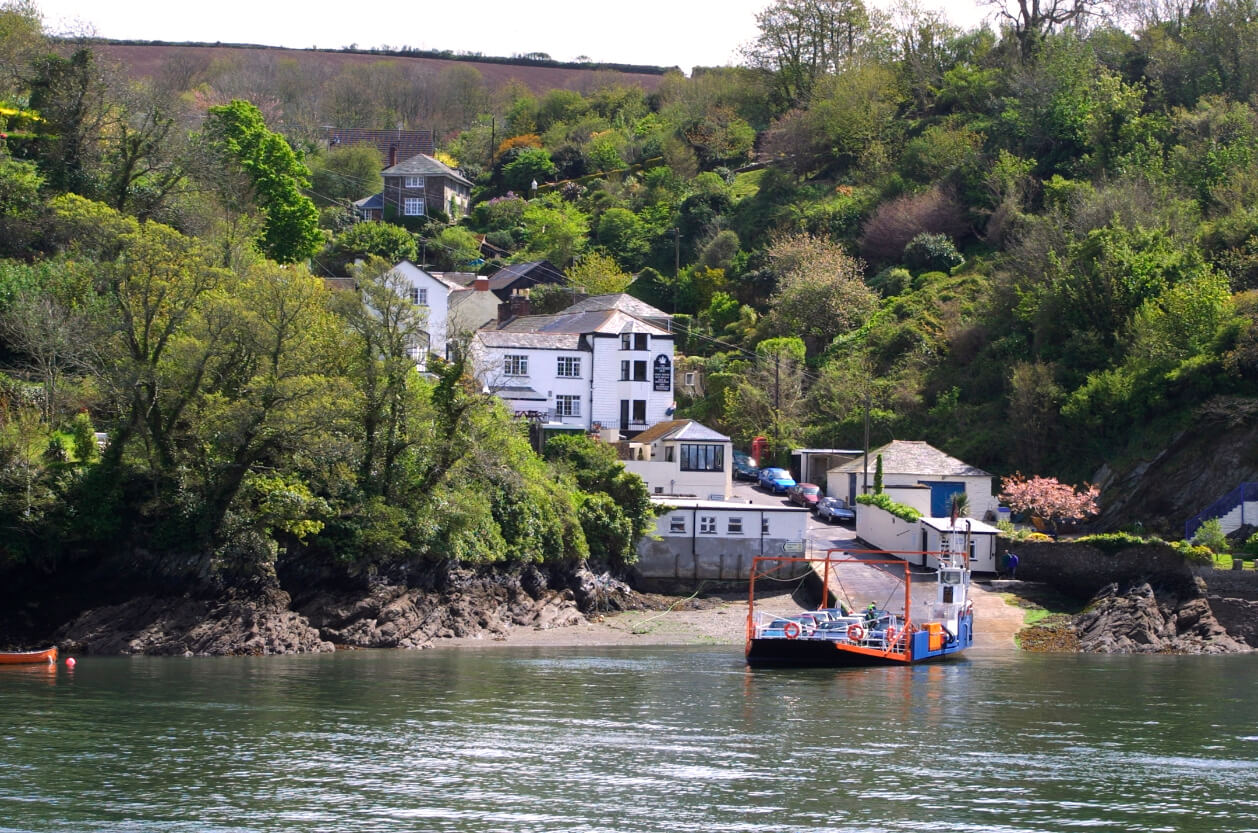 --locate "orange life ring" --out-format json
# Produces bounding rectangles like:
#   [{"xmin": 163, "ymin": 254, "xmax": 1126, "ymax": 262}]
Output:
[
  {"xmin": 783, "ymin": 621, "xmax": 801, "ymax": 639},
  {"xmin": 847, "ymin": 624, "xmax": 864, "ymax": 642},
  {"xmin": 885, "ymin": 626, "xmax": 897, "ymax": 644}
]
